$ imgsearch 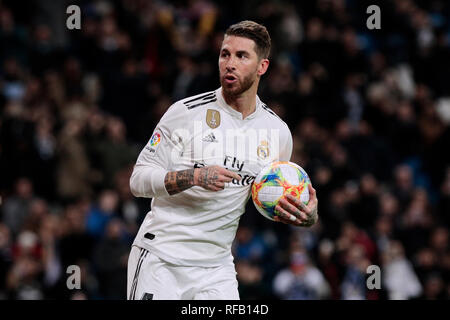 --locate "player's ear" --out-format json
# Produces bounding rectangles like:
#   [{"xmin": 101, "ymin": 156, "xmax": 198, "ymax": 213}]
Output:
[{"xmin": 257, "ymin": 59, "xmax": 269, "ymax": 76}]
